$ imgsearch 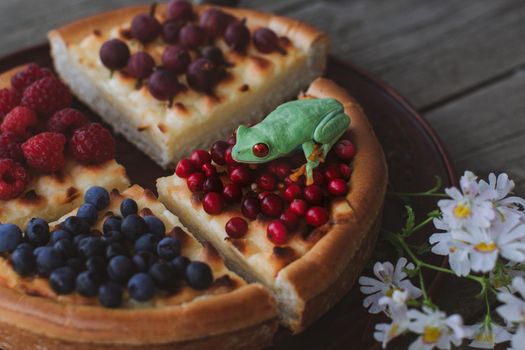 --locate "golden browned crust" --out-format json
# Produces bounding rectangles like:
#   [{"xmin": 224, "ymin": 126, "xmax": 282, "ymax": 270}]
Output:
[
  {"xmin": 48, "ymin": 4, "xmax": 327, "ymax": 55},
  {"xmin": 276, "ymin": 78, "xmax": 388, "ymax": 332}
]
